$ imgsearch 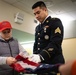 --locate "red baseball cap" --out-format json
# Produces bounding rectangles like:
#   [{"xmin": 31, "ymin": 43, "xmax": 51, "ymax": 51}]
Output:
[{"xmin": 0, "ymin": 21, "xmax": 12, "ymax": 32}]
